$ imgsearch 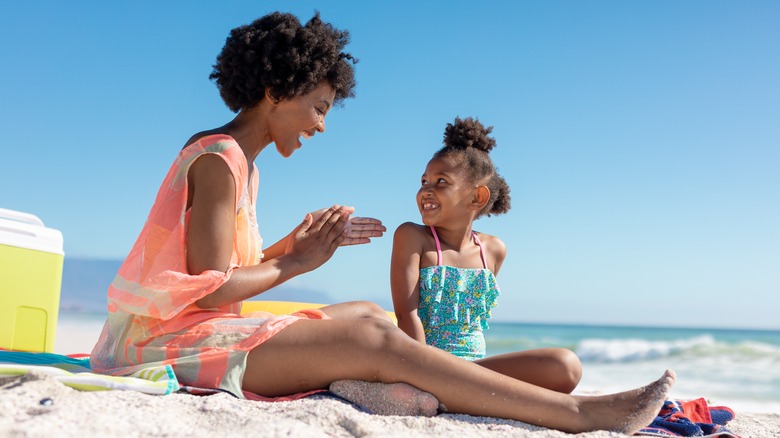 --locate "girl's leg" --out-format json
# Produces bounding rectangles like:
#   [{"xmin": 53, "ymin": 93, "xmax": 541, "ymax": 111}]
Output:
[
  {"xmin": 475, "ymin": 348, "xmax": 583, "ymax": 393},
  {"xmin": 244, "ymin": 318, "xmax": 675, "ymax": 434}
]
